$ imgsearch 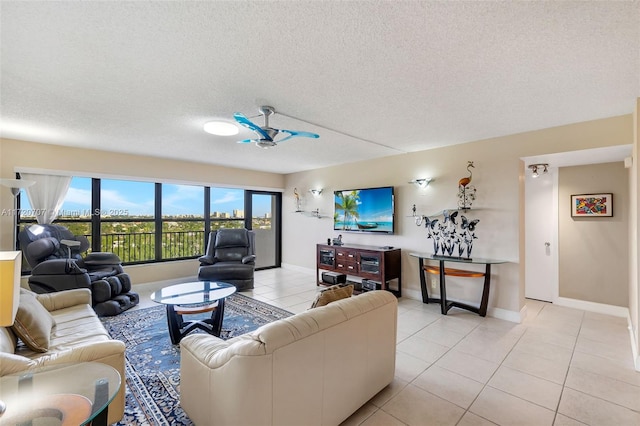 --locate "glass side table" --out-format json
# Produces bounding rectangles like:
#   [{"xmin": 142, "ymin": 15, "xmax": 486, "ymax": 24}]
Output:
[{"xmin": 0, "ymin": 361, "xmax": 120, "ymax": 426}]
